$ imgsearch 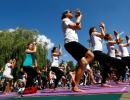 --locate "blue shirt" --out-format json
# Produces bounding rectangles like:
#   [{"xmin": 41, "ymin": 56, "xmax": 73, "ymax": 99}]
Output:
[{"xmin": 23, "ymin": 53, "xmax": 33, "ymax": 67}]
